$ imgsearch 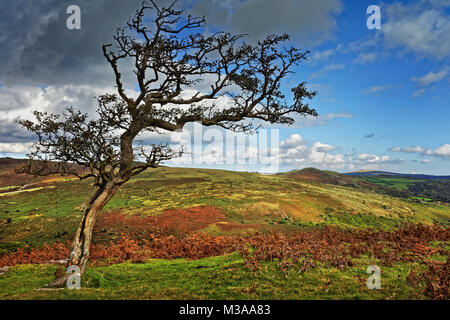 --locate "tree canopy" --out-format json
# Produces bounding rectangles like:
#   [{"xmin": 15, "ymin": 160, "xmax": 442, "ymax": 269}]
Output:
[{"xmin": 19, "ymin": 0, "xmax": 317, "ymax": 187}]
